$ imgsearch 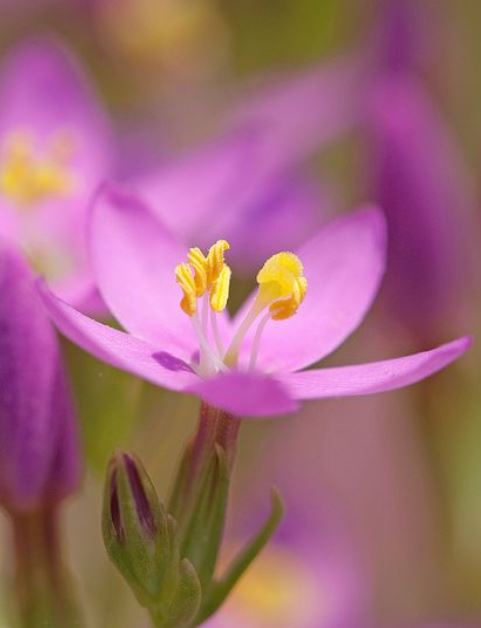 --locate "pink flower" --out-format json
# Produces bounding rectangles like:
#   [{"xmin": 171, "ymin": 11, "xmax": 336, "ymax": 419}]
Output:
[
  {"xmin": 0, "ymin": 37, "xmax": 113, "ymax": 309},
  {"xmin": 39, "ymin": 185, "xmax": 470, "ymax": 417}
]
